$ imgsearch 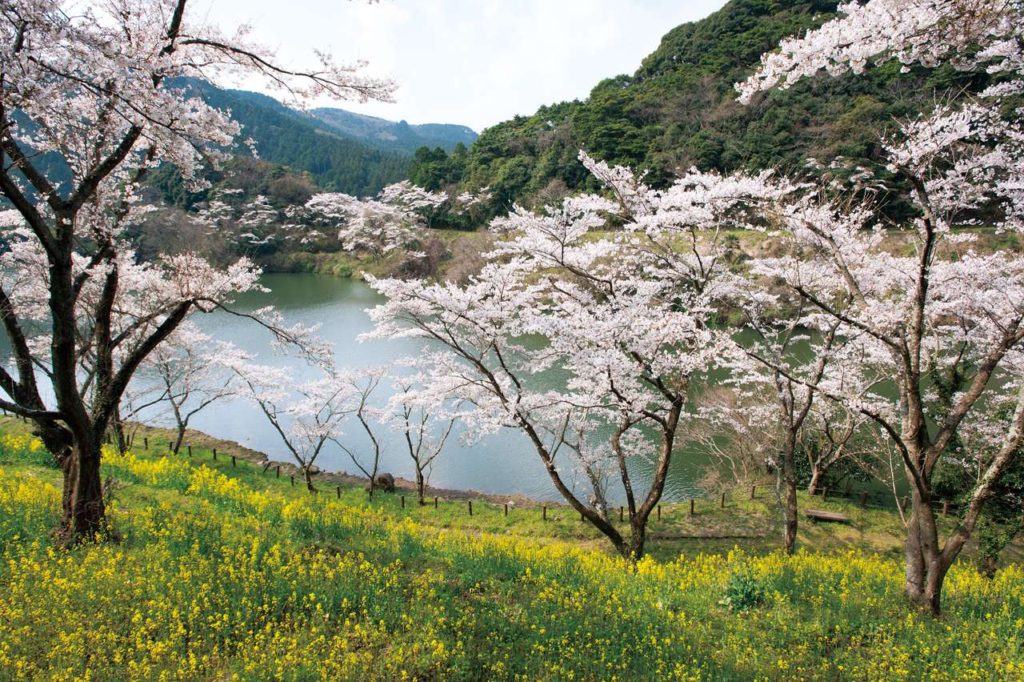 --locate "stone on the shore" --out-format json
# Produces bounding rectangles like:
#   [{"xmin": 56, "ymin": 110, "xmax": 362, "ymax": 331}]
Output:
[{"xmin": 373, "ymin": 473, "xmax": 396, "ymax": 493}]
